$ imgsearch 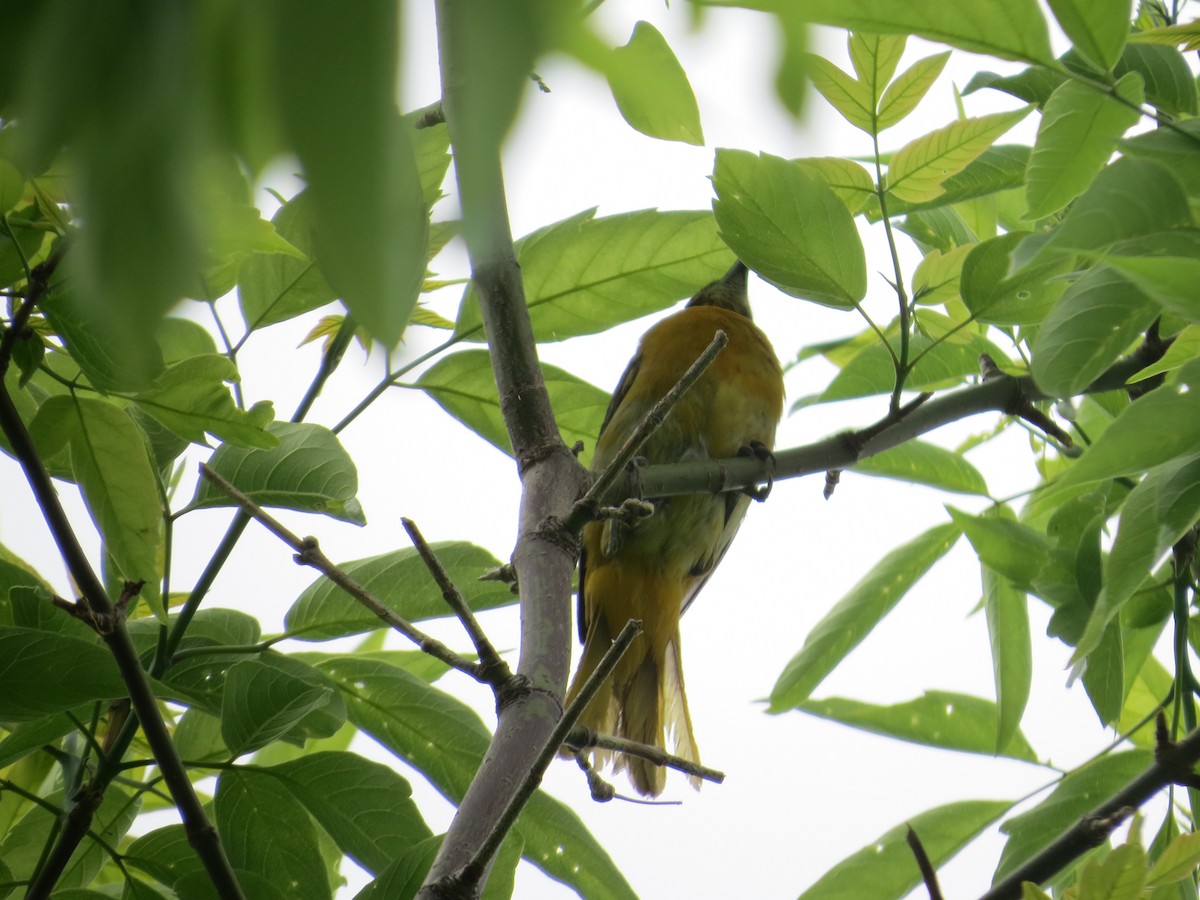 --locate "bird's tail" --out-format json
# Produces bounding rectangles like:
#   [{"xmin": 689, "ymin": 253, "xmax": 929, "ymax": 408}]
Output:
[{"xmin": 565, "ymin": 617, "xmax": 701, "ymax": 797}]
